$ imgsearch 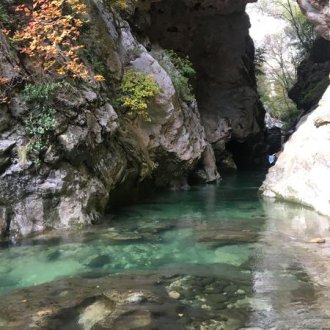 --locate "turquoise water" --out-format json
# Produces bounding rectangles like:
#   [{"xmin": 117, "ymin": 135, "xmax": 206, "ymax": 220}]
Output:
[
  {"xmin": 0, "ymin": 173, "xmax": 265, "ymax": 294},
  {"xmin": 1, "ymin": 172, "xmax": 330, "ymax": 329}
]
